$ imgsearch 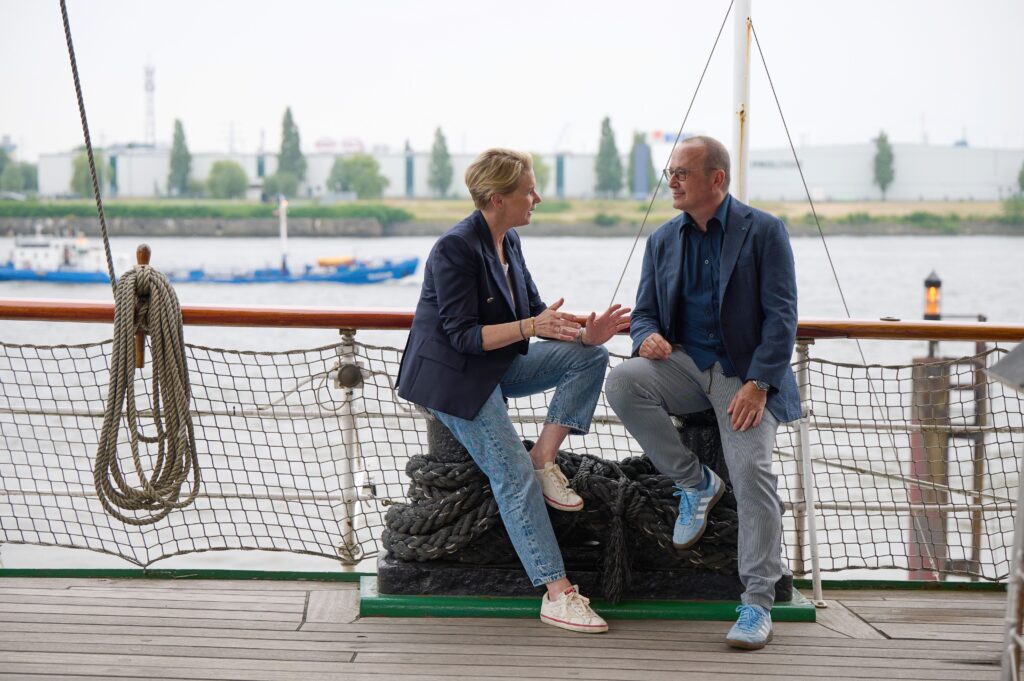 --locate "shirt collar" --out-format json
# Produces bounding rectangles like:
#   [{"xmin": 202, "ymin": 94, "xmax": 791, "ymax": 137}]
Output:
[{"xmin": 682, "ymin": 194, "xmax": 732, "ymax": 233}]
